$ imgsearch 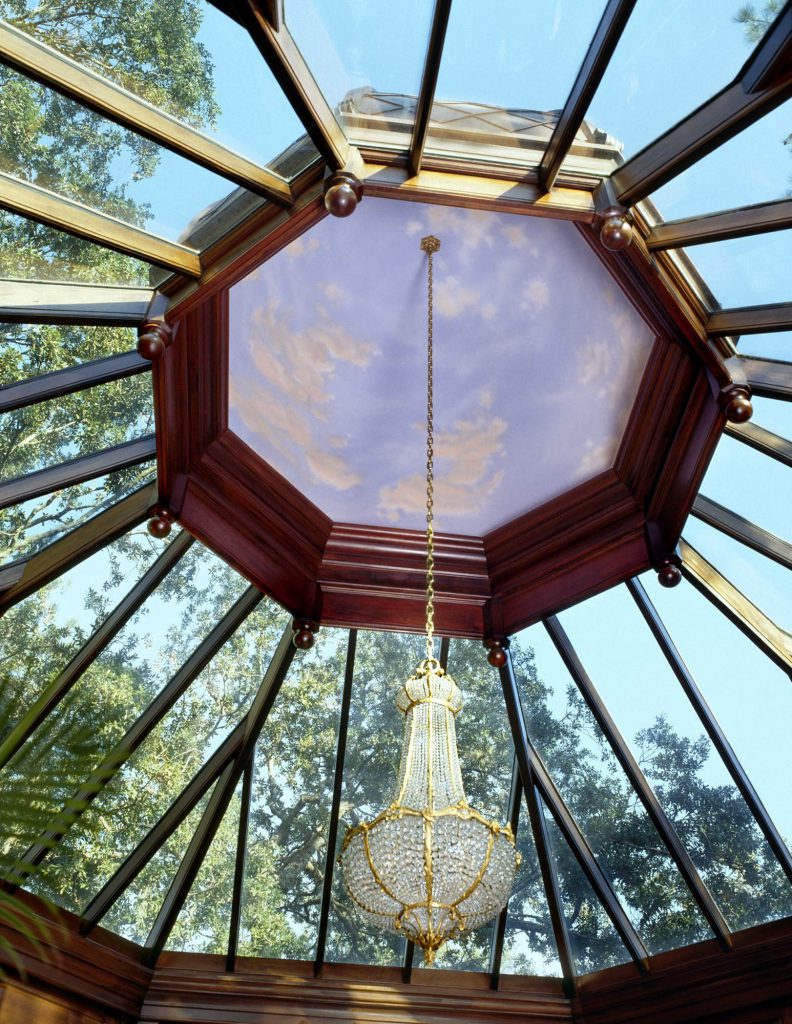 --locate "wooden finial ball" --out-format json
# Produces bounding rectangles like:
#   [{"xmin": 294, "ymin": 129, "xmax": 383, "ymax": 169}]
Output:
[
  {"xmin": 725, "ymin": 391, "xmax": 753, "ymax": 424},
  {"xmin": 657, "ymin": 562, "xmax": 682, "ymax": 588},
  {"xmin": 324, "ymin": 173, "xmax": 362, "ymax": 217},
  {"xmin": 137, "ymin": 323, "xmax": 170, "ymax": 361},
  {"xmin": 600, "ymin": 208, "xmax": 634, "ymax": 251},
  {"xmin": 293, "ymin": 627, "xmax": 316, "ymax": 650},
  {"xmin": 485, "ymin": 638, "xmax": 510, "ymax": 667},
  {"xmin": 147, "ymin": 514, "xmax": 172, "ymax": 539}
]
